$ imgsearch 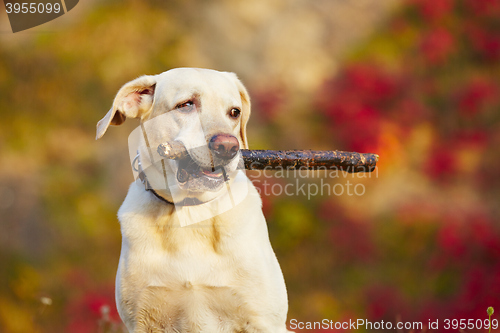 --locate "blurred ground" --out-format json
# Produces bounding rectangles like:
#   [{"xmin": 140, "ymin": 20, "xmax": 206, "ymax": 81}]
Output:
[{"xmin": 0, "ymin": 0, "xmax": 499, "ymax": 332}]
